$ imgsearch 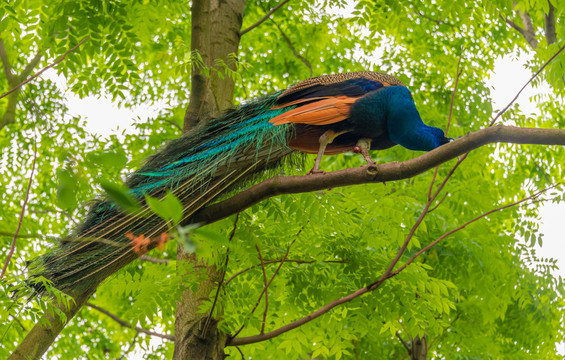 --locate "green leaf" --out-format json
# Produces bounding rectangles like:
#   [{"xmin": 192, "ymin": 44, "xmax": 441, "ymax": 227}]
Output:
[
  {"xmin": 56, "ymin": 169, "xmax": 77, "ymax": 209},
  {"xmin": 99, "ymin": 180, "xmax": 140, "ymax": 213},
  {"xmin": 86, "ymin": 151, "xmax": 128, "ymax": 170},
  {"xmin": 145, "ymin": 191, "xmax": 184, "ymax": 225}
]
